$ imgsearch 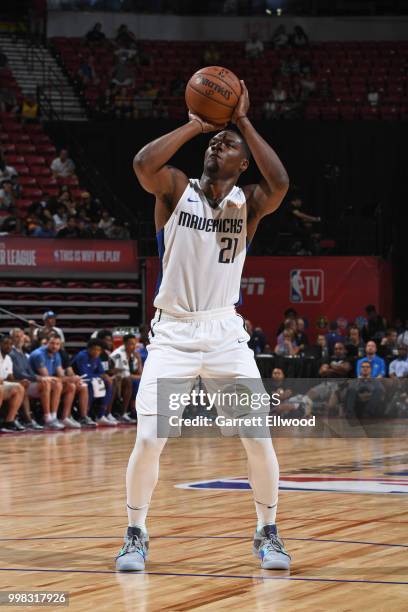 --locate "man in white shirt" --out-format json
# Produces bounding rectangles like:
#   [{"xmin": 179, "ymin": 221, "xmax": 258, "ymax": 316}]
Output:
[
  {"xmin": 29, "ymin": 311, "xmax": 66, "ymax": 345},
  {"xmin": 389, "ymin": 345, "xmax": 408, "ymax": 378},
  {"xmin": 111, "ymin": 334, "xmax": 142, "ymax": 416},
  {"xmin": 50, "ymin": 149, "xmax": 75, "ymax": 178},
  {"xmin": 0, "ymin": 334, "xmax": 25, "ymax": 432}
]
